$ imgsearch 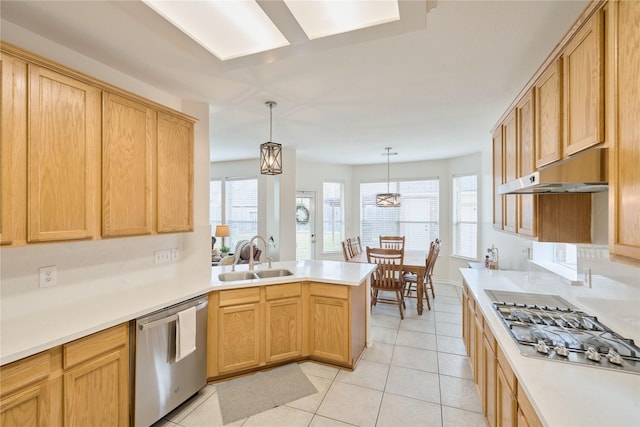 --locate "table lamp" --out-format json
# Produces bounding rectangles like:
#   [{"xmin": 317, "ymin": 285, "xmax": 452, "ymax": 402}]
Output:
[{"xmin": 215, "ymin": 225, "xmax": 230, "ymax": 253}]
